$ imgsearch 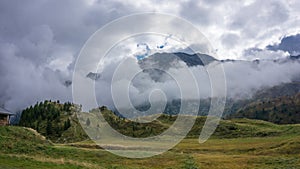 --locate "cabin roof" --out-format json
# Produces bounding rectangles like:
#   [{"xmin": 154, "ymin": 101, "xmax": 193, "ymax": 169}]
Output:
[{"xmin": 0, "ymin": 107, "xmax": 14, "ymax": 115}]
